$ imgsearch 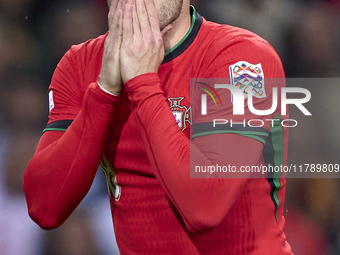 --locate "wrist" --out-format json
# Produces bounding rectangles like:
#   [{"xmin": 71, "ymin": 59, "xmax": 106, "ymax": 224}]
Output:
[
  {"xmin": 88, "ymin": 82, "xmax": 120, "ymax": 106},
  {"xmin": 97, "ymin": 81, "xmax": 120, "ymax": 96},
  {"xmin": 97, "ymin": 78, "xmax": 121, "ymax": 96}
]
